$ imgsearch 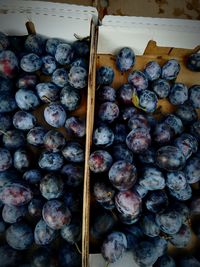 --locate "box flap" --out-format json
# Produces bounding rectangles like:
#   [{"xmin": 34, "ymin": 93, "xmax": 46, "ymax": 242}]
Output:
[
  {"xmin": 0, "ymin": 0, "xmax": 98, "ymax": 40},
  {"xmin": 98, "ymin": 15, "xmax": 200, "ymax": 55}
]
